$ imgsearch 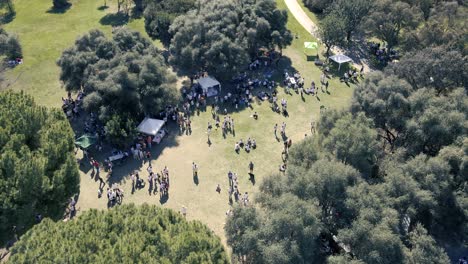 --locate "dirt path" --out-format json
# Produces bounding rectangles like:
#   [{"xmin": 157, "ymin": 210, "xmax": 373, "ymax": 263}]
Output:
[{"xmin": 284, "ymin": 0, "xmax": 372, "ymax": 73}]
